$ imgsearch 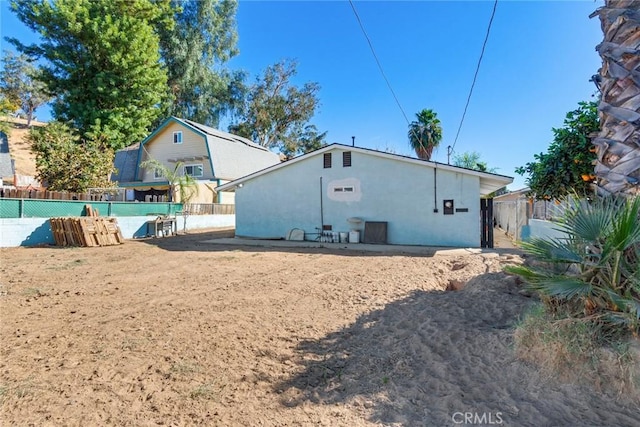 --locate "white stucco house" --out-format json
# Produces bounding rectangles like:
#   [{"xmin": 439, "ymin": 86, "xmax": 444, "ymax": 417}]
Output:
[{"xmin": 216, "ymin": 144, "xmax": 513, "ymax": 247}]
